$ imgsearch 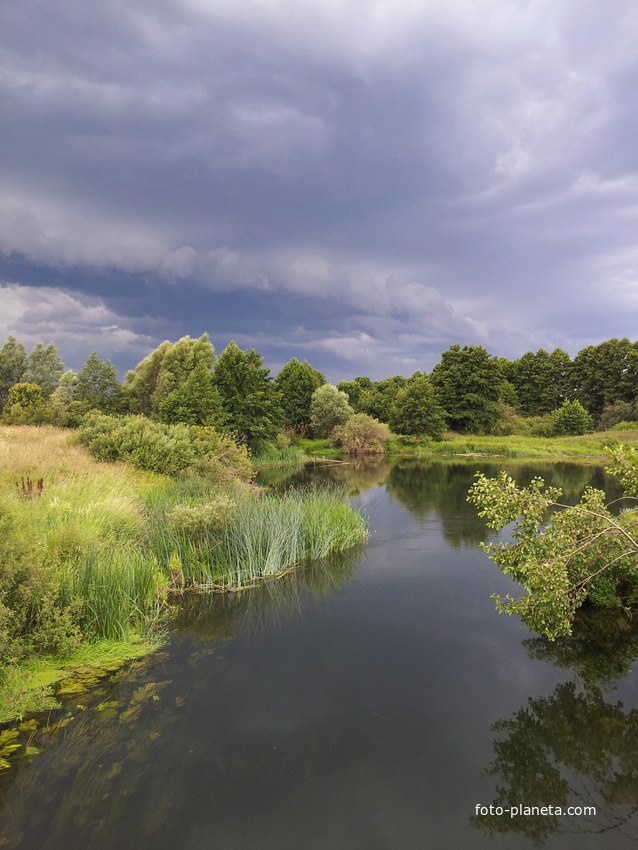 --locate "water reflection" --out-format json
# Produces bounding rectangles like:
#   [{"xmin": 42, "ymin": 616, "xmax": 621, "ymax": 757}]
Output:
[
  {"xmin": 172, "ymin": 548, "xmax": 361, "ymax": 642},
  {"xmin": 474, "ymin": 612, "xmax": 638, "ymax": 844}
]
